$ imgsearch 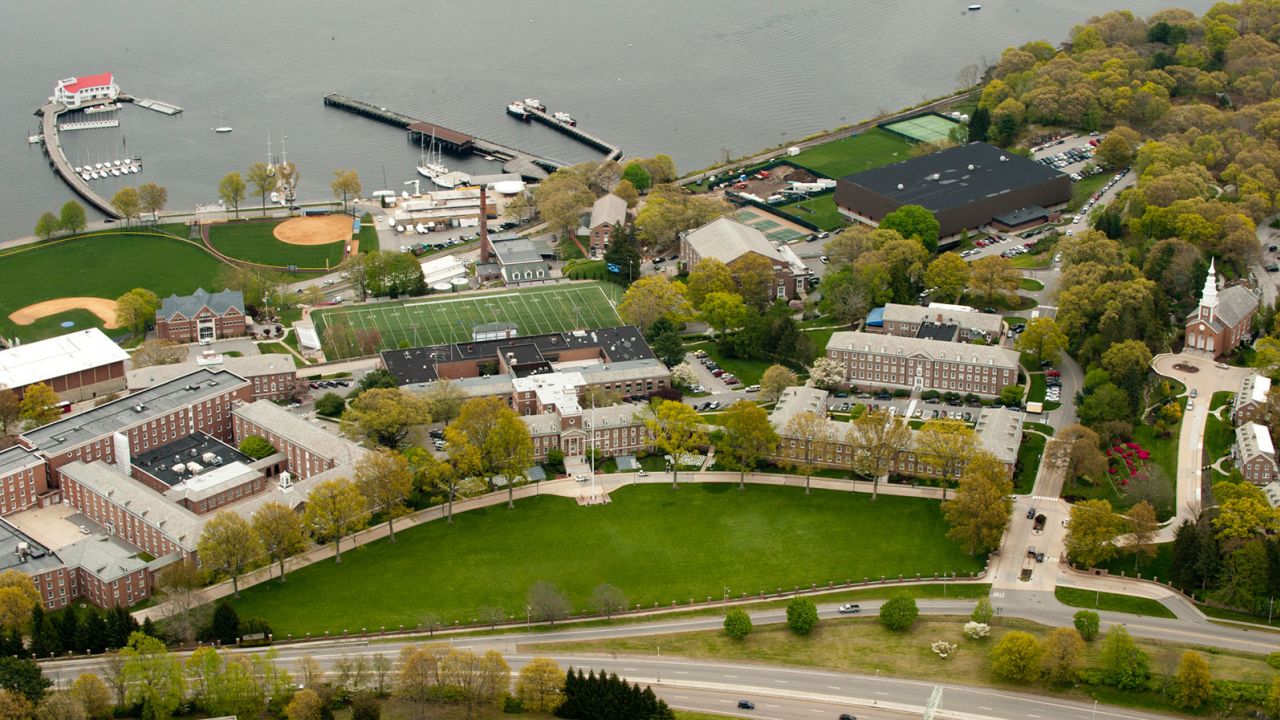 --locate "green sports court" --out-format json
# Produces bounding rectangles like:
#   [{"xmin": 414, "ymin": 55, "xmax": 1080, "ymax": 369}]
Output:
[
  {"xmin": 880, "ymin": 113, "xmax": 962, "ymax": 145},
  {"xmin": 311, "ymin": 283, "xmax": 625, "ymax": 359},
  {"xmin": 732, "ymin": 208, "xmax": 811, "ymax": 243}
]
